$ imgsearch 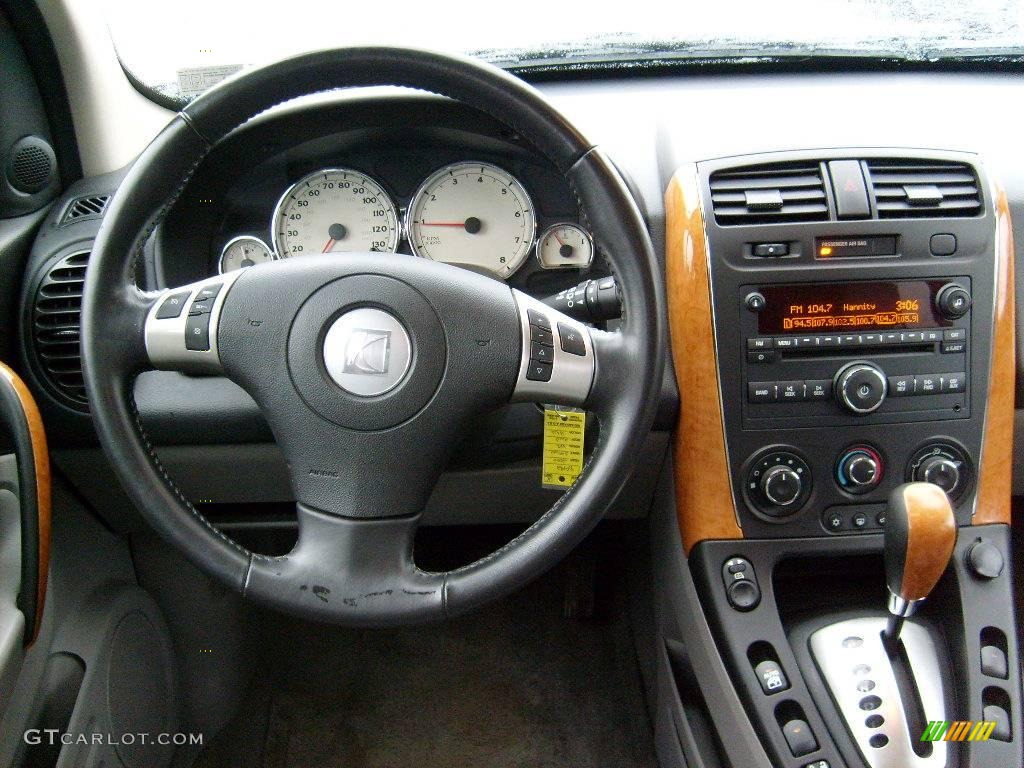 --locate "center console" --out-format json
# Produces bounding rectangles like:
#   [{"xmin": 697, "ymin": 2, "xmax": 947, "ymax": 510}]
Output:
[{"xmin": 664, "ymin": 150, "xmax": 1020, "ymax": 768}]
